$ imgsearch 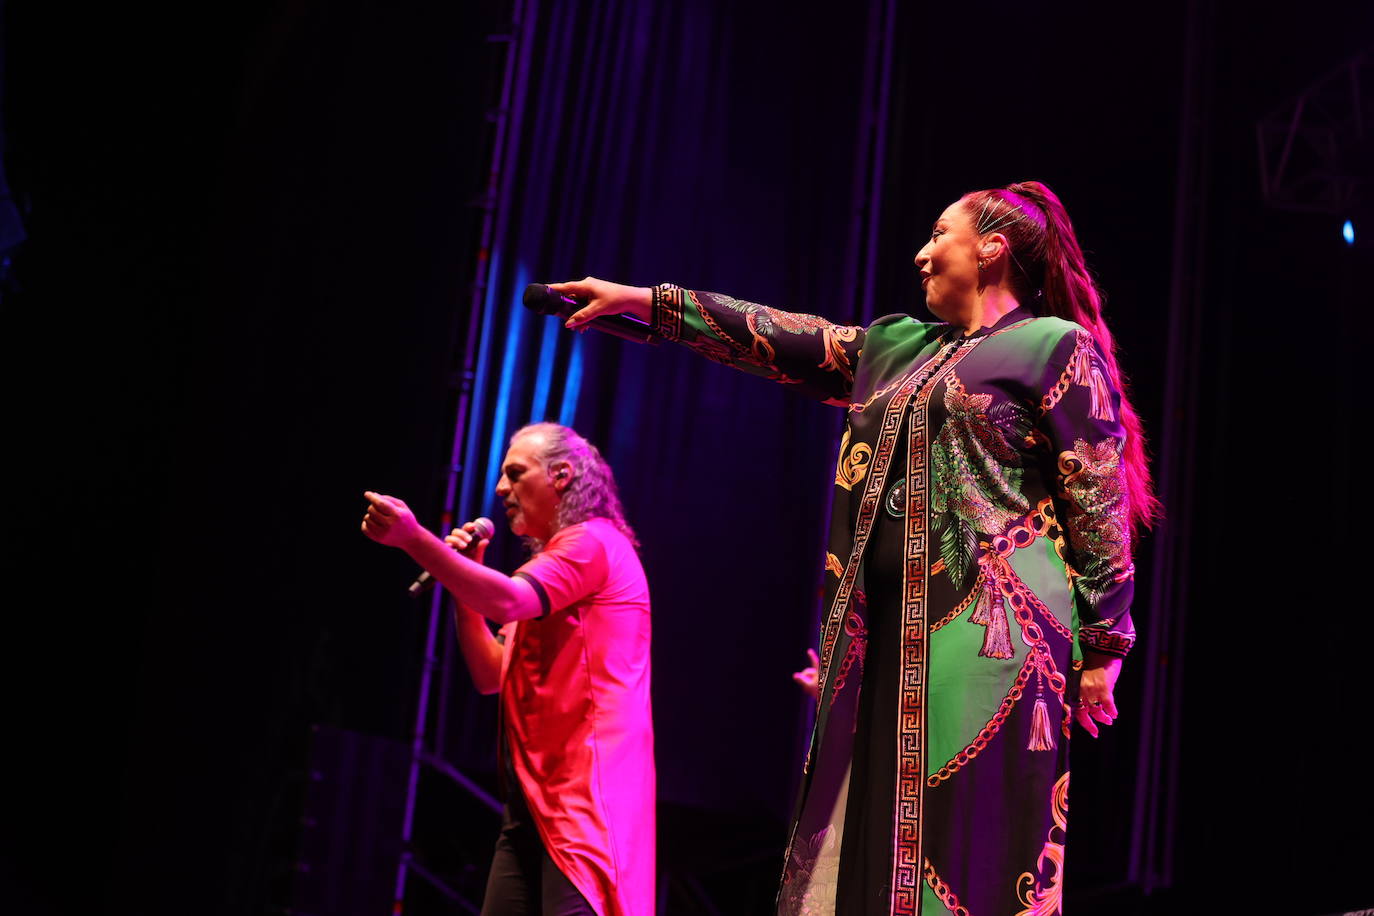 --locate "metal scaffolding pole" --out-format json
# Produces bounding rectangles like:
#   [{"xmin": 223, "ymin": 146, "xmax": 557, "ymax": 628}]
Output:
[
  {"xmin": 1256, "ymin": 46, "xmax": 1372, "ymax": 215},
  {"xmin": 392, "ymin": 0, "xmax": 533, "ymax": 911}
]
